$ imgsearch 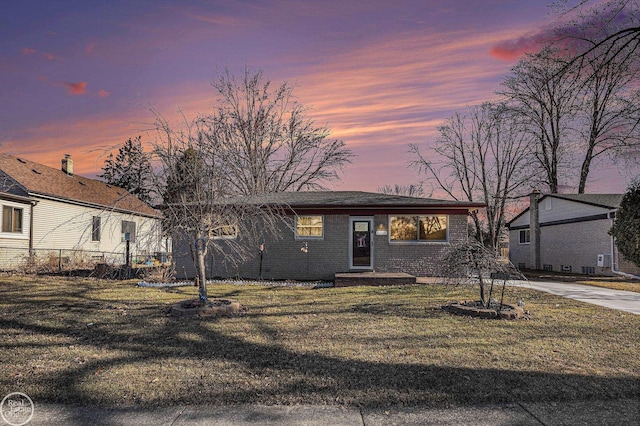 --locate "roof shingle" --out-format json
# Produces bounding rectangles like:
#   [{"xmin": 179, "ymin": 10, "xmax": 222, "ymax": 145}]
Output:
[
  {"xmin": 547, "ymin": 193, "xmax": 624, "ymax": 209},
  {"xmin": 225, "ymin": 191, "xmax": 485, "ymax": 209},
  {"xmin": 0, "ymin": 153, "xmax": 159, "ymax": 217}
]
